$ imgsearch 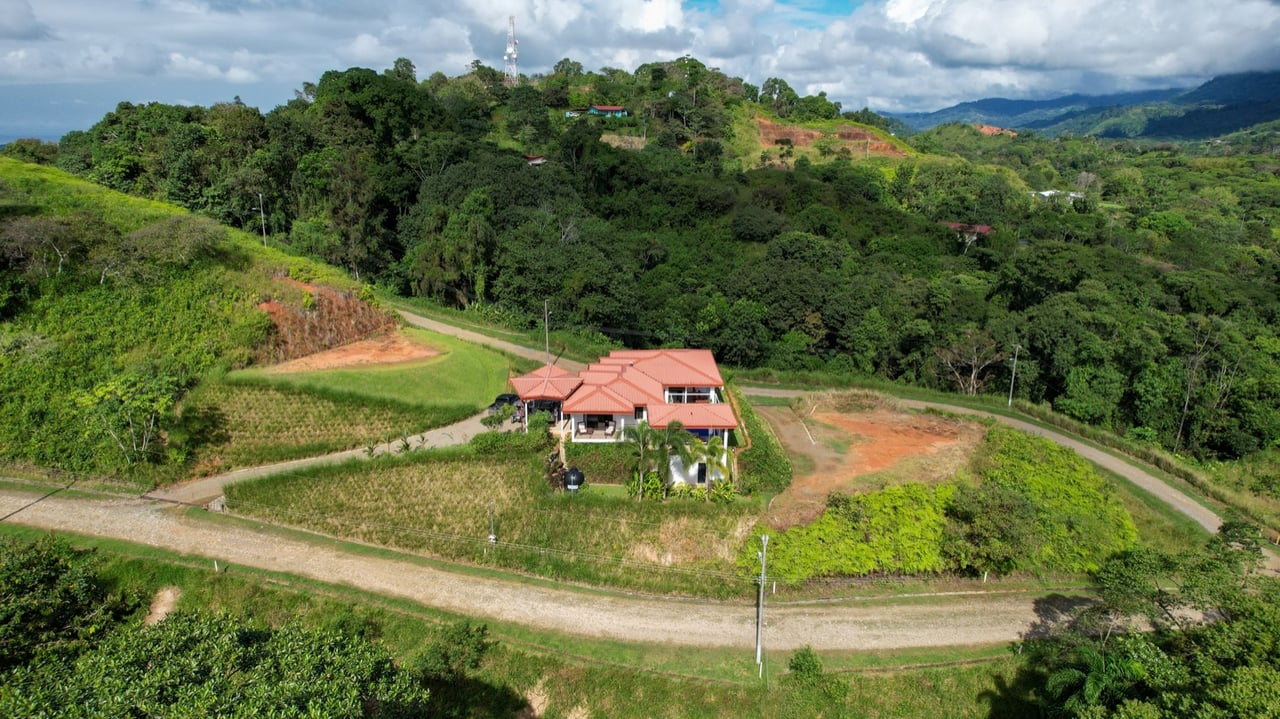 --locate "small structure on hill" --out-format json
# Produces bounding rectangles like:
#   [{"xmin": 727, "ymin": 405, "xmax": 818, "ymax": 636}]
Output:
[
  {"xmin": 941, "ymin": 221, "xmax": 992, "ymax": 254},
  {"xmin": 588, "ymin": 105, "xmax": 629, "ymax": 118}
]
